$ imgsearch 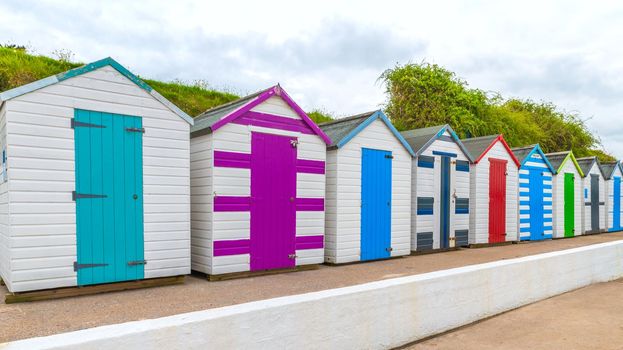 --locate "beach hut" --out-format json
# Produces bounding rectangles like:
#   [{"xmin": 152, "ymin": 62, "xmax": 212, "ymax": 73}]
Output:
[
  {"xmin": 511, "ymin": 145, "xmax": 556, "ymax": 241},
  {"xmin": 0, "ymin": 58, "xmax": 193, "ymax": 293},
  {"xmin": 400, "ymin": 125, "xmax": 473, "ymax": 252},
  {"xmin": 545, "ymin": 151, "xmax": 584, "ymax": 238},
  {"xmin": 461, "ymin": 135, "xmax": 520, "ymax": 244},
  {"xmin": 190, "ymin": 85, "xmax": 330, "ymax": 277},
  {"xmin": 601, "ymin": 161, "xmax": 623, "ymax": 232},
  {"xmin": 319, "ymin": 110, "xmax": 414, "ymax": 263},
  {"xmin": 577, "ymin": 157, "xmax": 606, "ymax": 234}
]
